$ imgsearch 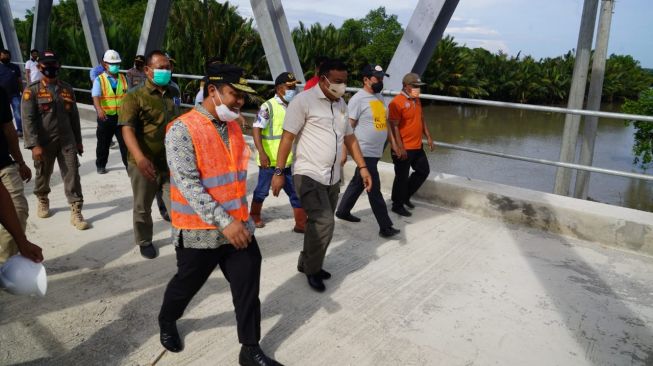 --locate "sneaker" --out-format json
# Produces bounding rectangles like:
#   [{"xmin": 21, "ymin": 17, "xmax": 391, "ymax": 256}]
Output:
[
  {"xmin": 405, "ymin": 200, "xmax": 415, "ymax": 209},
  {"xmin": 97, "ymin": 167, "xmax": 108, "ymax": 174},
  {"xmin": 140, "ymin": 243, "xmax": 158, "ymax": 259},
  {"xmin": 391, "ymin": 206, "xmax": 412, "ymax": 217},
  {"xmin": 16, "ymin": 131, "xmax": 23, "ymax": 138},
  {"xmin": 379, "ymin": 226, "xmax": 401, "ymax": 238},
  {"xmin": 109, "ymin": 141, "xmax": 118, "ymax": 150}
]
